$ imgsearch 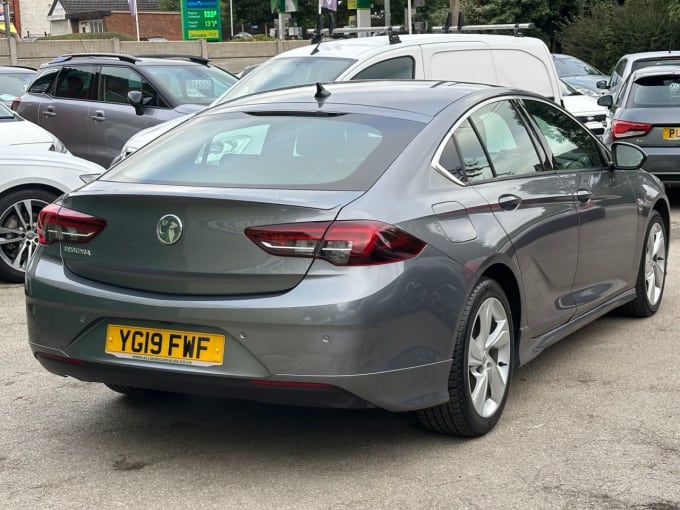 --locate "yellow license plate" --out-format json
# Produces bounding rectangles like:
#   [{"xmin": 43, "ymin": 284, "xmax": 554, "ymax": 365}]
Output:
[
  {"xmin": 106, "ymin": 325, "xmax": 225, "ymax": 367},
  {"xmin": 663, "ymin": 127, "xmax": 680, "ymax": 140}
]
